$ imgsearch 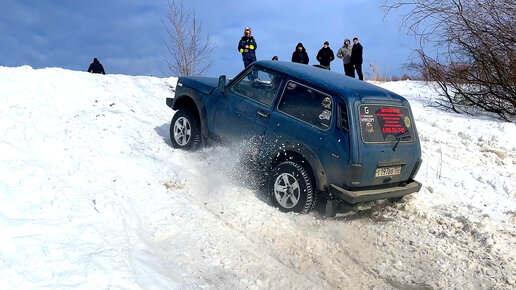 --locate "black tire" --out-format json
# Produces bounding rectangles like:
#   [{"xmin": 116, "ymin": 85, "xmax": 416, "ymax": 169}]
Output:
[
  {"xmin": 268, "ymin": 161, "xmax": 316, "ymax": 213},
  {"xmin": 170, "ymin": 109, "xmax": 201, "ymax": 151}
]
